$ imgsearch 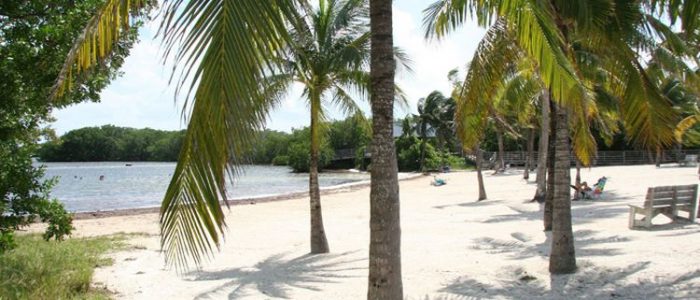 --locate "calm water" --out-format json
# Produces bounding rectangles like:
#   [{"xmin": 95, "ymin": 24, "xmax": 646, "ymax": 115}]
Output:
[{"xmin": 41, "ymin": 162, "xmax": 369, "ymax": 212}]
